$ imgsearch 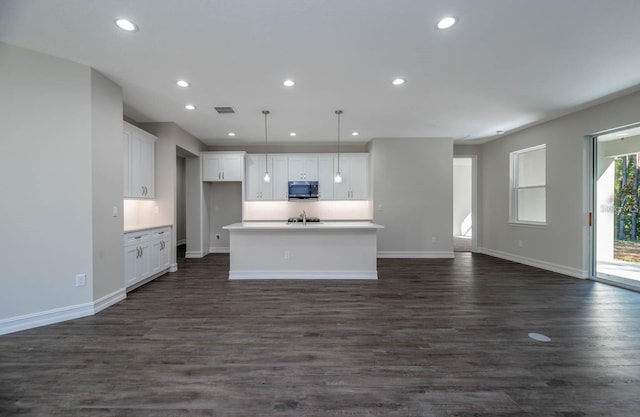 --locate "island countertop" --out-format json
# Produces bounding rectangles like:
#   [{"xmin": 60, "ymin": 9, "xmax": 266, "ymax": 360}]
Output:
[{"xmin": 223, "ymin": 221, "xmax": 383, "ymax": 231}]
